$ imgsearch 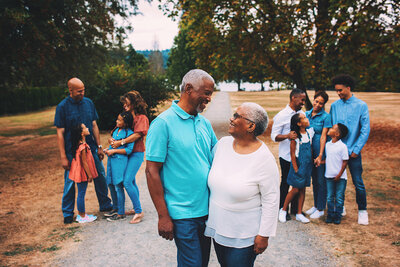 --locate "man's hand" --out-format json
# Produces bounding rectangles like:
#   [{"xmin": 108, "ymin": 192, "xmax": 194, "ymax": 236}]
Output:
[
  {"xmin": 61, "ymin": 157, "xmax": 70, "ymax": 170},
  {"xmin": 158, "ymin": 215, "xmax": 174, "ymax": 241},
  {"xmin": 97, "ymin": 148, "xmax": 105, "ymax": 160},
  {"xmin": 334, "ymin": 175, "xmax": 341, "ymax": 182},
  {"xmin": 254, "ymin": 235, "xmax": 269, "ymax": 254},
  {"xmin": 350, "ymin": 152, "xmax": 358, "ymax": 159},
  {"xmin": 288, "ymin": 131, "xmax": 297, "ymax": 140}
]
